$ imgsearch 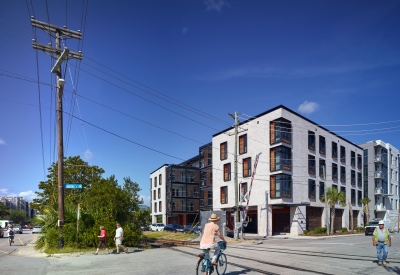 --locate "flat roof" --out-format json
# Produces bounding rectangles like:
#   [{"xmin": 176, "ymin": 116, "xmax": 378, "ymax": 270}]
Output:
[
  {"xmin": 150, "ymin": 164, "xmax": 169, "ymax": 175},
  {"xmin": 212, "ymin": 104, "xmax": 363, "ymax": 150}
]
